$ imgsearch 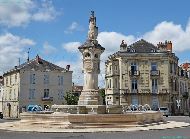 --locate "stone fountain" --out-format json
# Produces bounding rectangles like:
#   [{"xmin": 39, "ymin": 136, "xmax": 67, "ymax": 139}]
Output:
[{"xmin": 20, "ymin": 11, "xmax": 163, "ymax": 129}]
